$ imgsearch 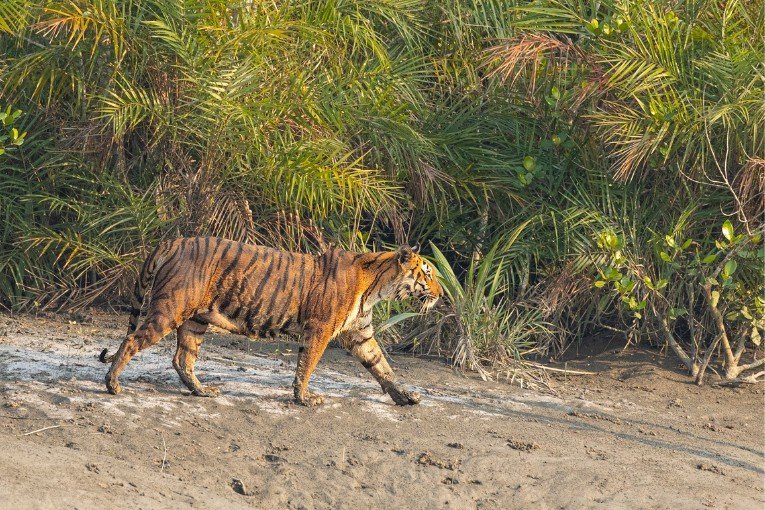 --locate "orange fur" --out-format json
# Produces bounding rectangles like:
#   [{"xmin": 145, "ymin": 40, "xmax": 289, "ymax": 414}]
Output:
[{"xmin": 100, "ymin": 237, "xmax": 443, "ymax": 406}]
